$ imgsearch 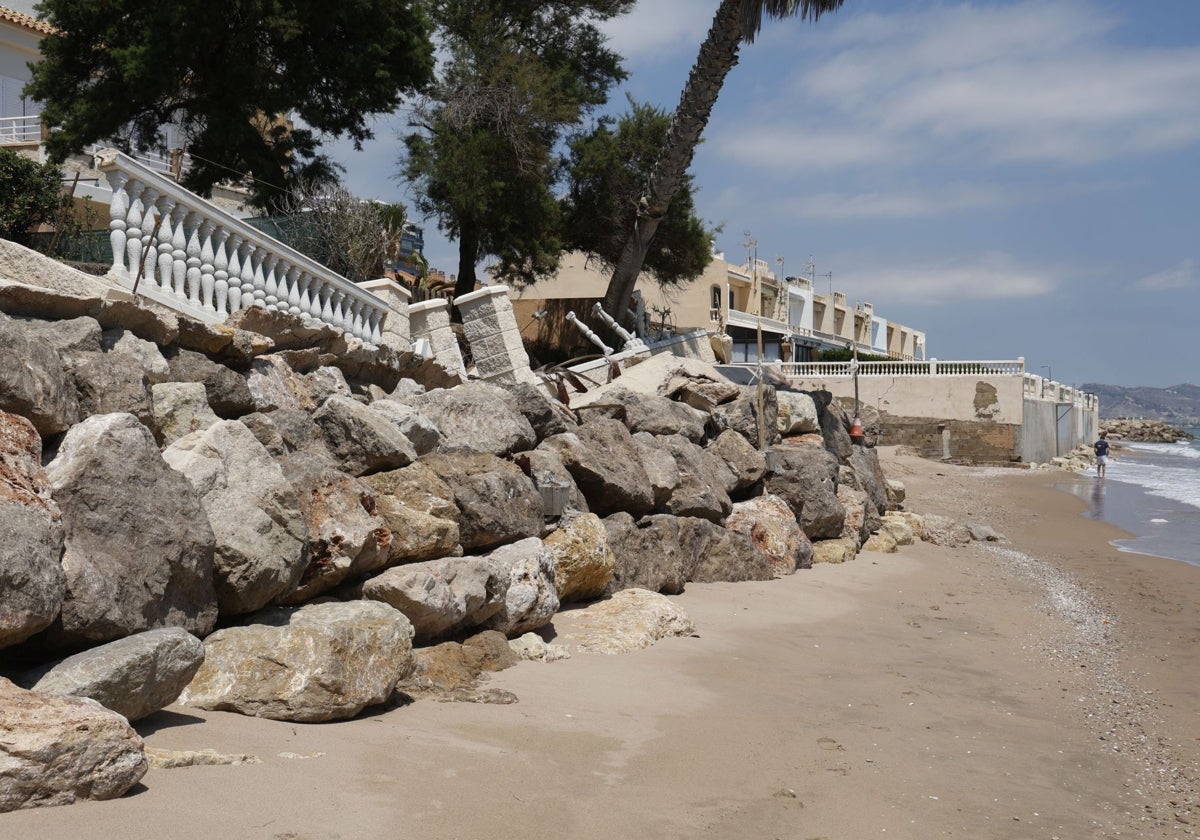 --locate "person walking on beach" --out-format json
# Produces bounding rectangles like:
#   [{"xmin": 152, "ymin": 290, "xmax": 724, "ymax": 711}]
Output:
[{"xmin": 1094, "ymin": 430, "xmax": 1110, "ymax": 477}]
